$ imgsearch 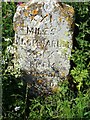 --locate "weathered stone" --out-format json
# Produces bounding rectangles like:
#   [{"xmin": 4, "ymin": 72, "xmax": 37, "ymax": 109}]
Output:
[{"xmin": 13, "ymin": 0, "xmax": 74, "ymax": 95}]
